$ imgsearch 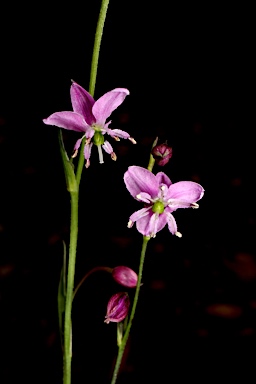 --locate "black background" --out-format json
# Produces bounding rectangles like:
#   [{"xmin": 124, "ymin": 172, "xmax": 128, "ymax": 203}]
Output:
[{"xmin": 0, "ymin": 1, "xmax": 255, "ymax": 383}]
